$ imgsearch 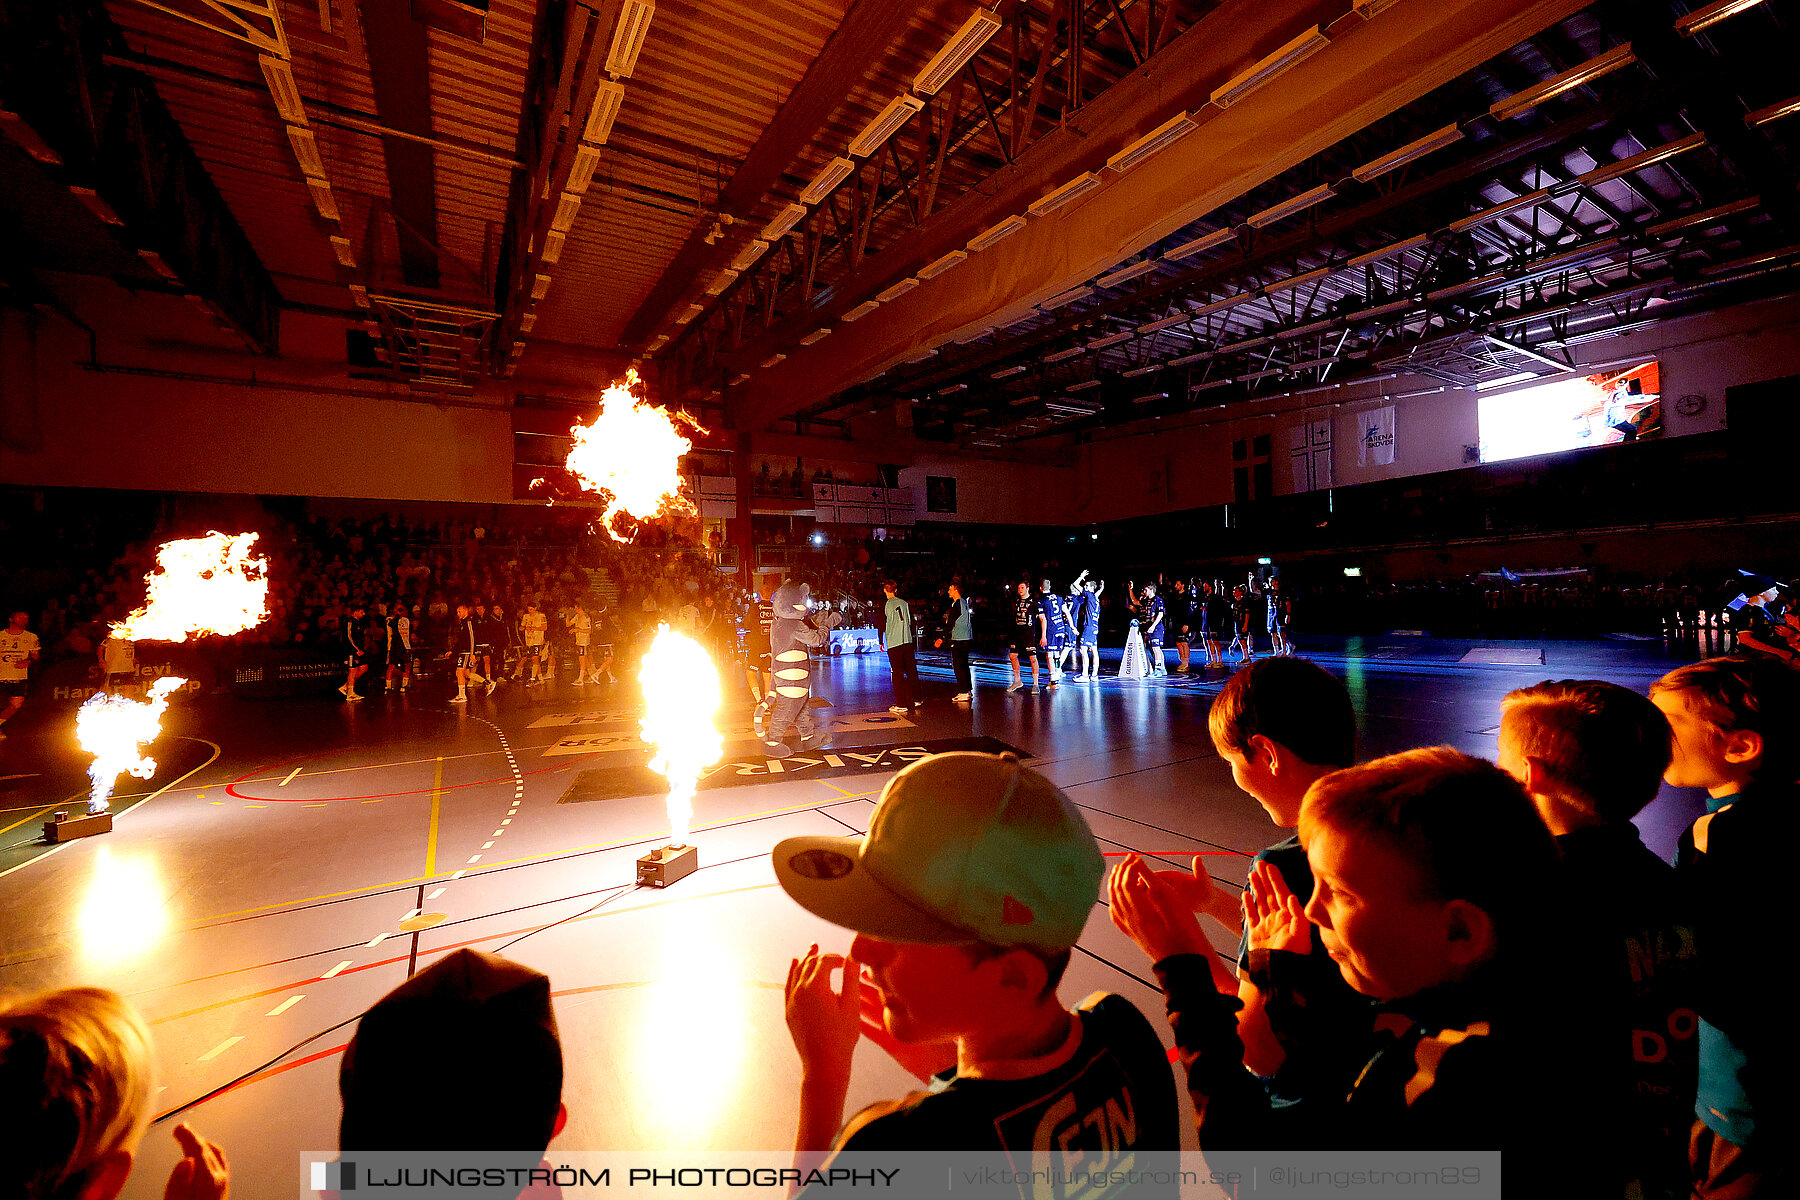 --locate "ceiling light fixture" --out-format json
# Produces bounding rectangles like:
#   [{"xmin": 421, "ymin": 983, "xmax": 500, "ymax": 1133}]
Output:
[
  {"xmin": 568, "ymin": 142, "xmax": 603, "ymax": 193},
  {"xmin": 1247, "ymin": 183, "xmax": 1335, "ymax": 228},
  {"xmin": 992, "ymin": 365, "xmax": 1027, "ymax": 379},
  {"xmin": 1088, "ymin": 331, "xmax": 1133, "ymax": 350},
  {"xmin": 674, "ymin": 303, "xmax": 704, "ymax": 324},
  {"xmin": 1122, "ymin": 363, "xmax": 1161, "ymax": 378},
  {"xmin": 731, "ymin": 239, "xmax": 770, "ymax": 272},
  {"xmin": 842, "ymin": 299, "xmax": 881, "ymax": 322},
  {"xmin": 258, "ymin": 55, "xmax": 306, "ymax": 124},
  {"xmin": 1067, "ymin": 379, "xmax": 1103, "ymax": 391},
  {"xmin": 703, "ymin": 269, "xmax": 738, "ymax": 295},
  {"xmin": 918, "ymin": 249, "xmax": 968, "ymax": 278},
  {"xmin": 877, "ymin": 278, "xmax": 921, "ymax": 303},
  {"xmin": 1043, "ymin": 285, "xmax": 1093, "ymax": 309},
  {"xmin": 1097, "ymin": 260, "xmax": 1158, "ymax": 288},
  {"xmin": 1028, "ymin": 172, "xmax": 1104, "ymax": 217},
  {"xmin": 1210, "ymin": 26, "xmax": 1330, "ymax": 109},
  {"xmin": 1488, "ymin": 43, "xmax": 1636, "ymax": 121},
  {"xmin": 606, "ymin": 0, "xmax": 656, "ymax": 78},
  {"xmin": 287, "ymin": 127, "xmax": 324, "ymax": 178},
  {"xmin": 1137, "ymin": 313, "xmax": 1191, "ymax": 334},
  {"xmin": 1675, "ymin": 0, "xmax": 1768, "ymax": 36},
  {"xmin": 762, "ymin": 203, "xmax": 808, "ymax": 240},
  {"xmin": 966, "ymin": 214, "xmax": 1027, "ymax": 252},
  {"xmin": 307, "ymin": 178, "xmax": 339, "ymax": 222},
  {"xmin": 800, "ymin": 156, "xmax": 855, "ymax": 204},
  {"xmin": 1350, "ymin": 122, "xmax": 1464, "ymax": 182},
  {"xmin": 541, "ymin": 230, "xmax": 566, "ymax": 263},
  {"xmin": 798, "ymin": 327, "xmax": 831, "ymax": 345},
  {"xmin": 1573, "ymin": 132, "xmax": 1706, "ymax": 187},
  {"xmin": 1165, "ymin": 226, "xmax": 1235, "ymax": 260},
  {"xmin": 1044, "ymin": 346, "xmax": 1085, "ymax": 363},
  {"xmin": 1474, "ymin": 371, "xmax": 1541, "ymax": 391},
  {"xmin": 850, "ymin": 94, "xmax": 924, "ymax": 157},
  {"xmin": 1106, "ymin": 111, "xmax": 1199, "ymax": 172},
  {"xmin": 913, "ymin": 9, "xmax": 1003, "ymax": 96},
  {"xmin": 1746, "ymin": 93, "xmax": 1800, "ymax": 127},
  {"xmin": 760, "ymin": 353, "xmax": 786, "ymax": 368},
  {"xmin": 583, "ymin": 80, "xmax": 627, "ymax": 143}
]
